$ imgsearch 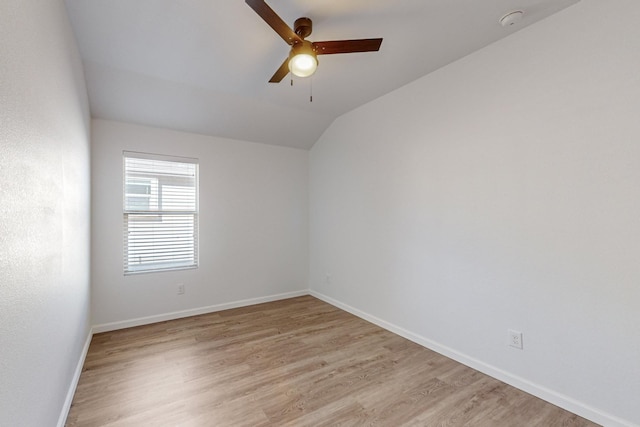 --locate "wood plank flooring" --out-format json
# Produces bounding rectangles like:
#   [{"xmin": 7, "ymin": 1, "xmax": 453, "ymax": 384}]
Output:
[{"xmin": 66, "ymin": 296, "xmax": 599, "ymax": 426}]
